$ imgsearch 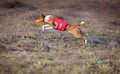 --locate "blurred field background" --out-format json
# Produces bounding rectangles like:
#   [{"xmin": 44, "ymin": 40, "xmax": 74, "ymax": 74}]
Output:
[{"xmin": 0, "ymin": 0, "xmax": 120, "ymax": 74}]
